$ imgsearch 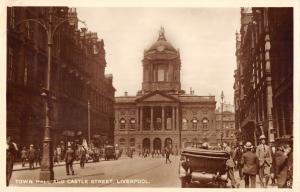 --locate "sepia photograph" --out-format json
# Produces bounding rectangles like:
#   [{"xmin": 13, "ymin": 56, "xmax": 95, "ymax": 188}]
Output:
[{"xmin": 2, "ymin": 0, "xmax": 298, "ymax": 191}]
